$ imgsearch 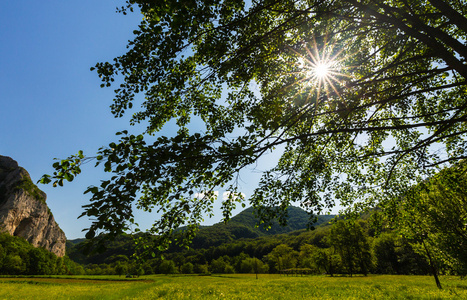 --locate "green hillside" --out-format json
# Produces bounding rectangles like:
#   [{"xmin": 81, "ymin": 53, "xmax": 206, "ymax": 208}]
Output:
[
  {"xmin": 190, "ymin": 206, "xmax": 334, "ymax": 248},
  {"xmin": 67, "ymin": 206, "xmax": 334, "ymax": 264}
]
